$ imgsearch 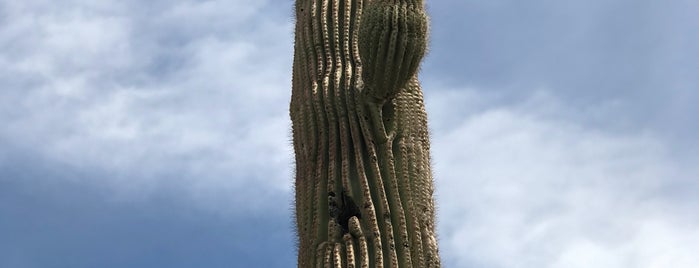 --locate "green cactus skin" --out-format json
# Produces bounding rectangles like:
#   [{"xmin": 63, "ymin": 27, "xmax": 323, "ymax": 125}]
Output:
[{"xmin": 291, "ymin": 0, "xmax": 440, "ymax": 267}]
